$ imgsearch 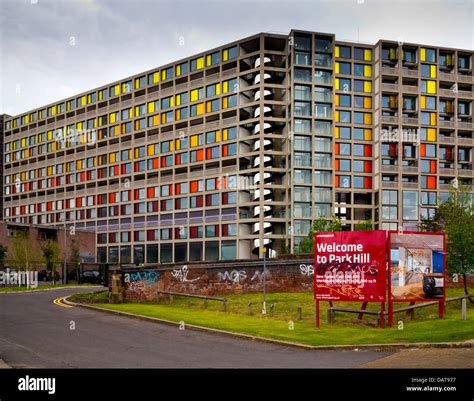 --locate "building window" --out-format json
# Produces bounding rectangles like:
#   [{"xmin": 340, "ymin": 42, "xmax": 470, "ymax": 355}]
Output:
[{"xmin": 402, "ymin": 191, "xmax": 419, "ymax": 221}]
